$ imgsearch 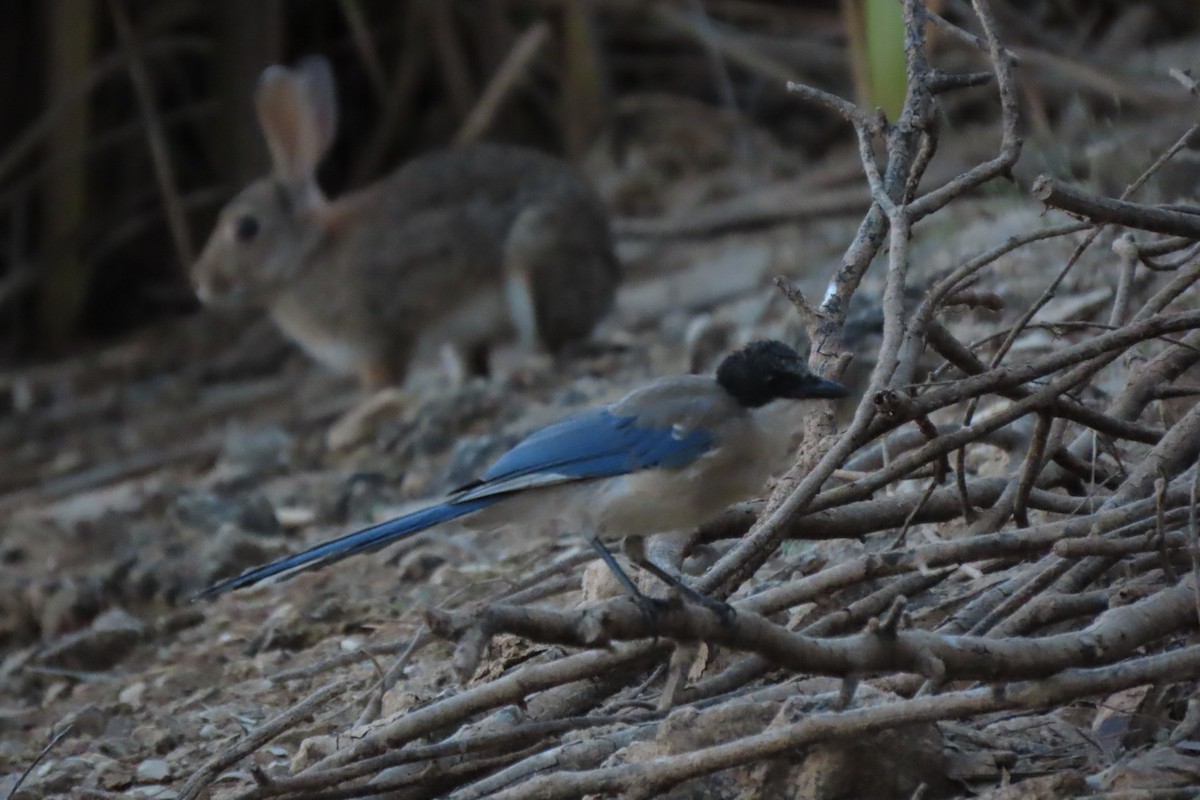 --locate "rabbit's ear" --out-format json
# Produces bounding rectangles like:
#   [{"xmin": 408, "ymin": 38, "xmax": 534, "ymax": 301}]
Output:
[
  {"xmin": 255, "ymin": 58, "xmax": 338, "ymax": 183},
  {"xmin": 294, "ymin": 56, "xmax": 338, "ymax": 153}
]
